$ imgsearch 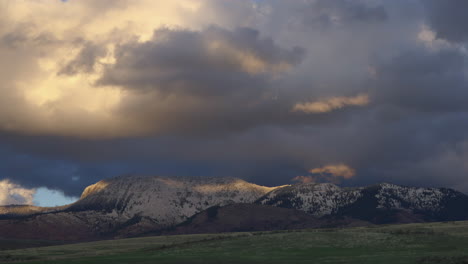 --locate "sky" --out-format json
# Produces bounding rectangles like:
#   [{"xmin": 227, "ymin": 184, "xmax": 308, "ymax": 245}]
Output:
[{"xmin": 1, "ymin": 0, "xmax": 468, "ymax": 206}]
